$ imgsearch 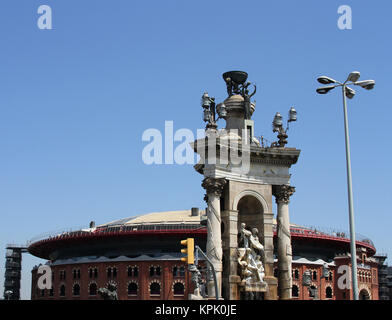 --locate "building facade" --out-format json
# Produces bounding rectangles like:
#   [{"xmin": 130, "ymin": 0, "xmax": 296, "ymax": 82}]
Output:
[{"xmin": 28, "ymin": 209, "xmax": 380, "ymax": 300}]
